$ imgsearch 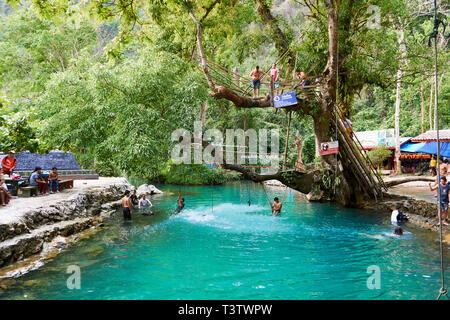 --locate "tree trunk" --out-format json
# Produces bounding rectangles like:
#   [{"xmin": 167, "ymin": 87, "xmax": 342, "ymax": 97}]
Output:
[
  {"xmin": 199, "ymin": 100, "xmax": 207, "ymax": 125},
  {"xmin": 394, "ymin": 27, "xmax": 405, "ymax": 175},
  {"xmin": 420, "ymin": 73, "xmax": 425, "ymax": 133},
  {"xmin": 282, "ymin": 111, "xmax": 292, "ymax": 170},
  {"xmin": 295, "ymin": 130, "xmax": 306, "ymax": 172},
  {"xmin": 192, "ymin": 0, "xmax": 380, "ymax": 207},
  {"xmin": 429, "ymin": 76, "xmax": 434, "ymax": 131}
]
